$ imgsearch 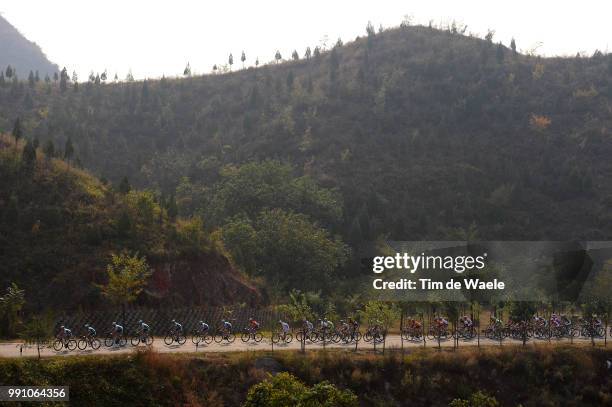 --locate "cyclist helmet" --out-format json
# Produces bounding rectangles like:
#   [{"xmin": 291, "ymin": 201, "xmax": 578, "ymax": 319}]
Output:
[
  {"xmin": 138, "ymin": 320, "xmax": 143, "ymax": 324},
  {"xmin": 112, "ymin": 322, "xmax": 116, "ymax": 325},
  {"xmin": 199, "ymin": 320, "xmax": 204, "ymax": 324},
  {"xmin": 60, "ymin": 325, "xmax": 65, "ymax": 329}
]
